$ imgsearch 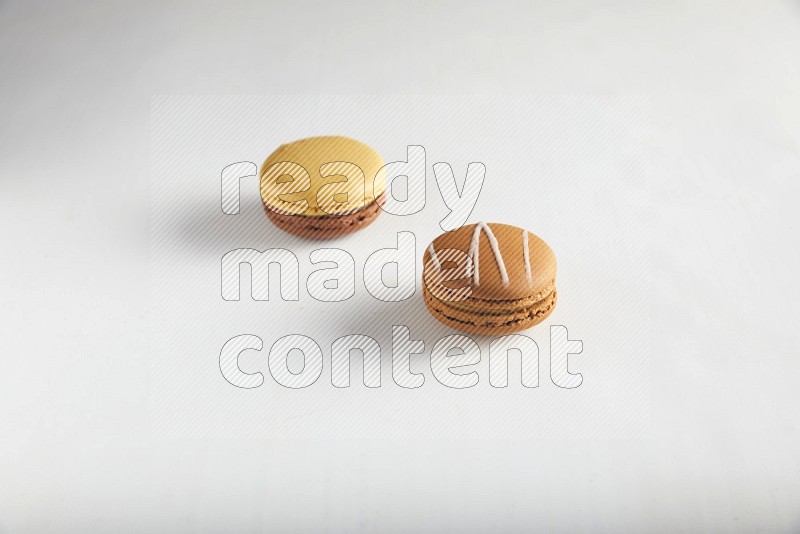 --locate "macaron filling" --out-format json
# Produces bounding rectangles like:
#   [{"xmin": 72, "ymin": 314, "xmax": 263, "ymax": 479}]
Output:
[
  {"xmin": 424, "ymin": 285, "xmax": 557, "ymax": 329},
  {"xmin": 264, "ymin": 193, "xmax": 385, "ymax": 237}
]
